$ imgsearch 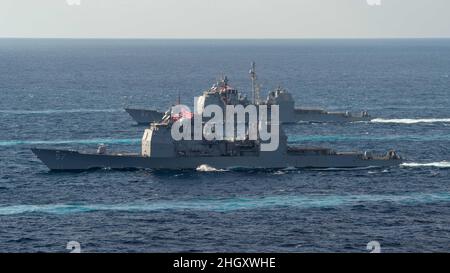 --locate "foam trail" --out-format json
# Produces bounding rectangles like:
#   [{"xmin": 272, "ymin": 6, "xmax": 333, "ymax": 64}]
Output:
[
  {"xmin": 0, "ymin": 138, "xmax": 141, "ymax": 147},
  {"xmin": 371, "ymin": 118, "xmax": 450, "ymax": 124},
  {"xmin": 3, "ymin": 134, "xmax": 450, "ymax": 147},
  {"xmin": 0, "ymin": 109, "xmax": 122, "ymax": 115},
  {"xmin": 288, "ymin": 134, "xmax": 450, "ymax": 143},
  {"xmin": 1, "ymin": 192, "xmax": 450, "ymax": 216},
  {"xmin": 2, "ymin": 133, "xmax": 450, "ymax": 147},
  {"xmin": 401, "ymin": 161, "xmax": 450, "ymax": 168}
]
